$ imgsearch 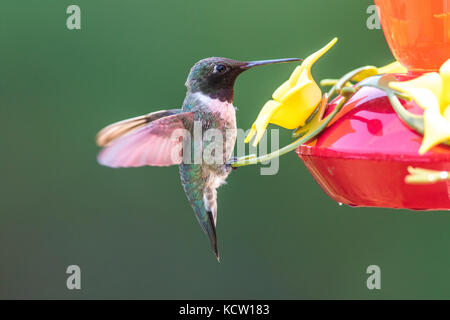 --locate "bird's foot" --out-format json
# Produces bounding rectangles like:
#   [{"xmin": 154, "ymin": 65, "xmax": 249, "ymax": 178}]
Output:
[{"xmin": 225, "ymin": 157, "xmax": 238, "ymax": 173}]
